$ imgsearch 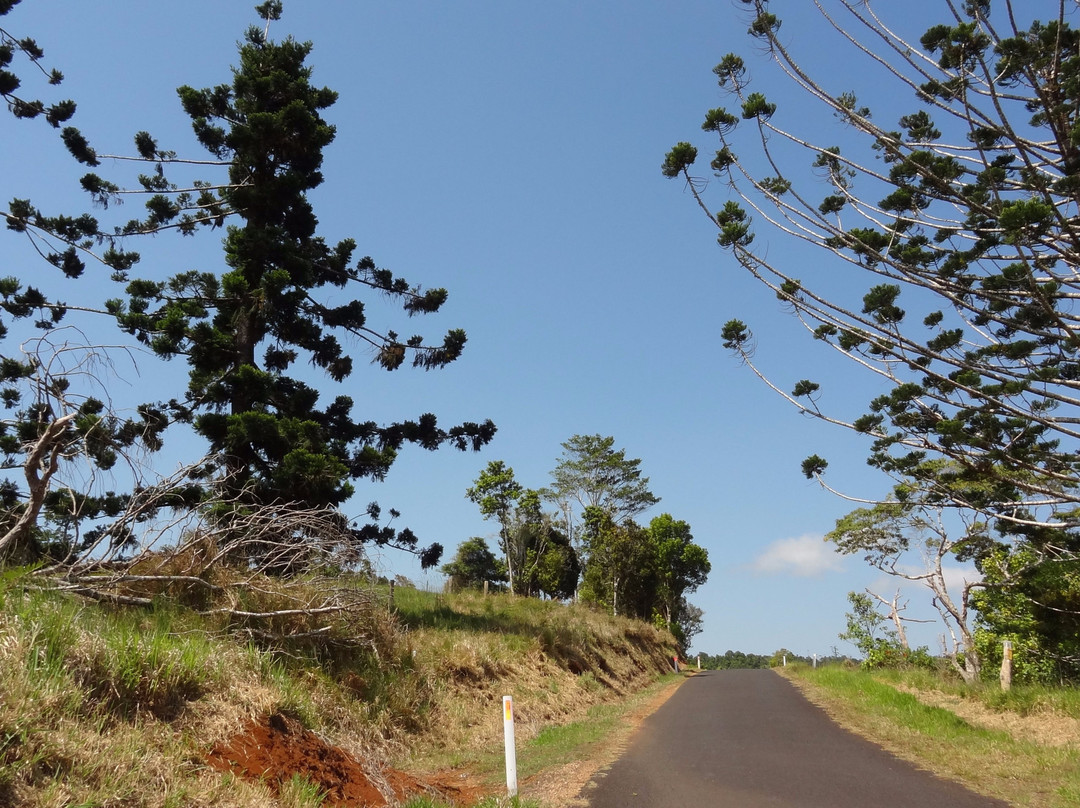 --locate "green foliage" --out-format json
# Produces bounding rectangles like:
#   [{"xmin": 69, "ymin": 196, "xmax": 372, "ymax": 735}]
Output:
[
  {"xmin": 465, "ymin": 464, "xmax": 582, "ymax": 598},
  {"xmin": 666, "ymin": 0, "xmax": 1080, "ymax": 681},
  {"xmin": 546, "ymin": 434, "xmax": 660, "ymax": 529},
  {"xmin": 577, "ymin": 508, "xmax": 708, "ymax": 653},
  {"xmin": 522, "ymin": 522, "xmax": 580, "ymax": 600},
  {"xmin": 1, "ymin": 6, "xmax": 496, "ymax": 572},
  {"xmin": 578, "ymin": 508, "xmax": 655, "ymax": 618},
  {"xmin": 278, "ymin": 774, "xmax": 328, "ymax": 808},
  {"xmin": 465, "ymin": 440, "xmax": 707, "ymax": 646},
  {"xmin": 441, "ymin": 537, "xmax": 507, "ymax": 591},
  {"xmin": 740, "ymin": 92, "xmax": 776, "ymax": 121},
  {"xmin": 698, "ymin": 649, "xmax": 771, "ymax": 669},
  {"xmin": 661, "ymin": 141, "xmax": 697, "ymax": 178},
  {"xmin": 648, "ymin": 513, "xmax": 710, "ymax": 628},
  {"xmin": 800, "ymin": 454, "xmax": 828, "ymax": 479},
  {"xmin": 131, "ymin": 18, "xmax": 493, "ymax": 549},
  {"xmin": 971, "ymin": 542, "xmax": 1080, "ymax": 684}
]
